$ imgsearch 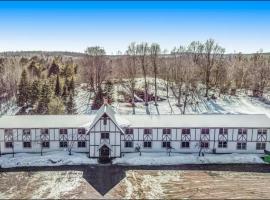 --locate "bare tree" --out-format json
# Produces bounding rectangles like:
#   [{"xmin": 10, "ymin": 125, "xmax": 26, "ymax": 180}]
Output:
[
  {"xmin": 122, "ymin": 43, "xmax": 139, "ymax": 114},
  {"xmin": 170, "ymin": 46, "xmax": 186, "ymax": 108},
  {"xmin": 82, "ymin": 46, "xmax": 109, "ymax": 95},
  {"xmin": 150, "ymin": 43, "xmax": 161, "ymax": 106},
  {"xmin": 200, "ymin": 39, "xmax": 225, "ymax": 97},
  {"xmin": 137, "ymin": 43, "xmax": 150, "ymax": 114},
  {"xmin": 250, "ymin": 51, "xmax": 270, "ymax": 96}
]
